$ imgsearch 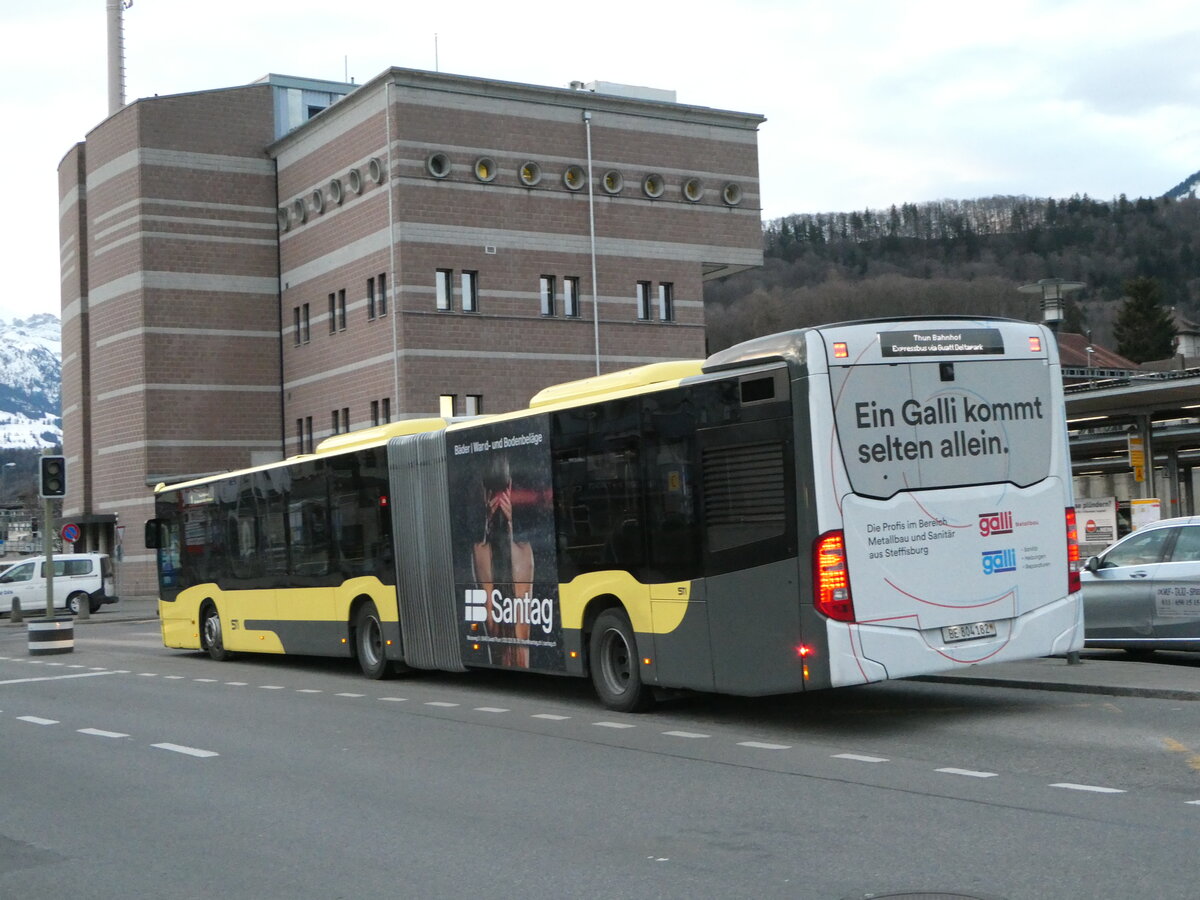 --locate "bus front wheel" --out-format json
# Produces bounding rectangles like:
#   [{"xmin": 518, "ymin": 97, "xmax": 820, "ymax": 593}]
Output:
[
  {"xmin": 354, "ymin": 602, "xmax": 388, "ymax": 680},
  {"xmin": 589, "ymin": 608, "xmax": 652, "ymax": 713},
  {"xmin": 201, "ymin": 604, "xmax": 231, "ymax": 662}
]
